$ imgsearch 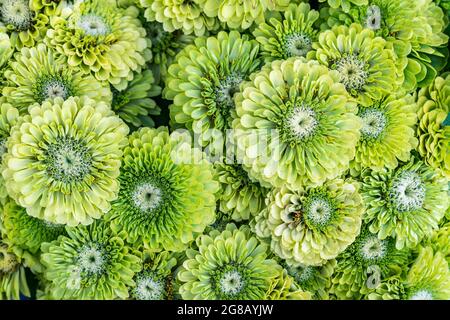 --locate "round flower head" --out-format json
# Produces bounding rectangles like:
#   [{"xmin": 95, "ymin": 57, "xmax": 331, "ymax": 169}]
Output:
[
  {"xmin": 0, "ymin": 0, "xmax": 49, "ymax": 49},
  {"xmin": 330, "ymin": 227, "xmax": 410, "ymax": 300},
  {"xmin": 284, "ymin": 260, "xmax": 336, "ymax": 300},
  {"xmin": 1, "ymin": 199, "xmax": 66, "ymax": 272},
  {"xmin": 144, "ymin": 21, "xmax": 194, "ymax": 83},
  {"xmin": 165, "ymin": 31, "xmax": 261, "ymax": 153},
  {"xmin": 214, "ymin": 162, "xmax": 268, "ymax": 222},
  {"xmin": 255, "ymin": 179, "xmax": 364, "ymax": 266},
  {"xmin": 45, "ymin": 0, "xmax": 151, "ymax": 90},
  {"xmin": 139, "ymin": 0, "xmax": 220, "ymax": 36},
  {"xmin": 361, "ymin": 159, "xmax": 449, "ymax": 250},
  {"xmin": 253, "ymin": 2, "xmax": 319, "ymax": 64},
  {"xmin": 3, "ymin": 44, "xmax": 112, "ymax": 114},
  {"xmin": 40, "ymin": 221, "xmax": 141, "ymax": 300},
  {"xmin": 106, "ymin": 127, "xmax": 218, "ymax": 251},
  {"xmin": 318, "ymin": 0, "xmax": 368, "ymax": 12},
  {"xmin": 265, "ymin": 269, "xmax": 312, "ymax": 300},
  {"xmin": 131, "ymin": 250, "xmax": 179, "ymax": 300},
  {"xmin": 0, "ymin": 101, "xmax": 19, "ymax": 203},
  {"xmin": 351, "ymin": 94, "xmax": 418, "ymax": 173},
  {"xmin": 233, "ymin": 58, "xmax": 361, "ymax": 189},
  {"xmin": 3, "ymin": 96, "xmax": 129, "ymax": 226},
  {"xmin": 111, "ymin": 69, "xmax": 161, "ymax": 128},
  {"xmin": 201, "ymin": 0, "xmax": 289, "ymax": 30},
  {"xmin": 416, "ymin": 74, "xmax": 450, "ymax": 178},
  {"xmin": 309, "ymin": 23, "xmax": 396, "ymax": 106},
  {"xmin": 178, "ymin": 223, "xmax": 282, "ymax": 300},
  {"xmin": 0, "ymin": 241, "xmax": 30, "ymax": 300},
  {"xmin": 321, "ymin": 0, "xmax": 449, "ymax": 91},
  {"xmin": 404, "ymin": 246, "xmax": 450, "ymax": 300}
]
